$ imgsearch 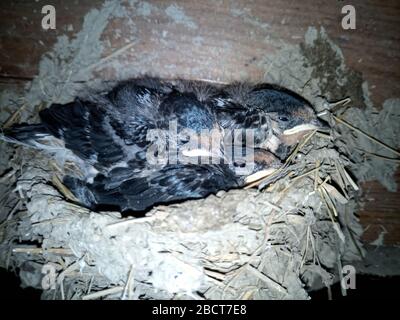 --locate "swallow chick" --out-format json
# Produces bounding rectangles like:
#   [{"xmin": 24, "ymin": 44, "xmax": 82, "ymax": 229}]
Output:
[
  {"xmin": 0, "ymin": 78, "xmax": 319, "ymax": 213},
  {"xmin": 245, "ymin": 84, "xmax": 328, "ymax": 158},
  {"xmin": 62, "ymin": 148, "xmax": 280, "ymax": 212},
  {"xmin": 209, "ymin": 83, "xmax": 329, "ymax": 160}
]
